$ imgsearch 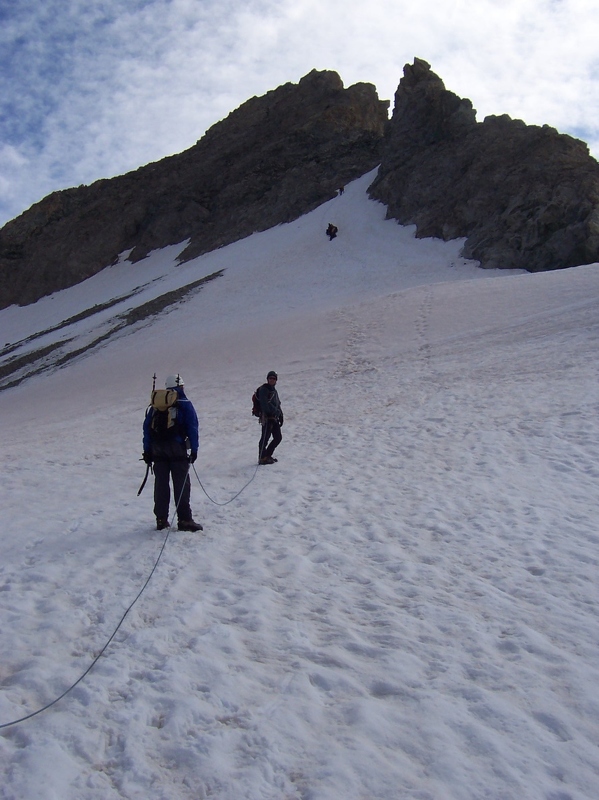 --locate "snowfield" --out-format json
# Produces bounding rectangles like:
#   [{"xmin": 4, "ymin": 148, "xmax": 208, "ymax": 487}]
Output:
[{"xmin": 1, "ymin": 171, "xmax": 598, "ymax": 799}]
